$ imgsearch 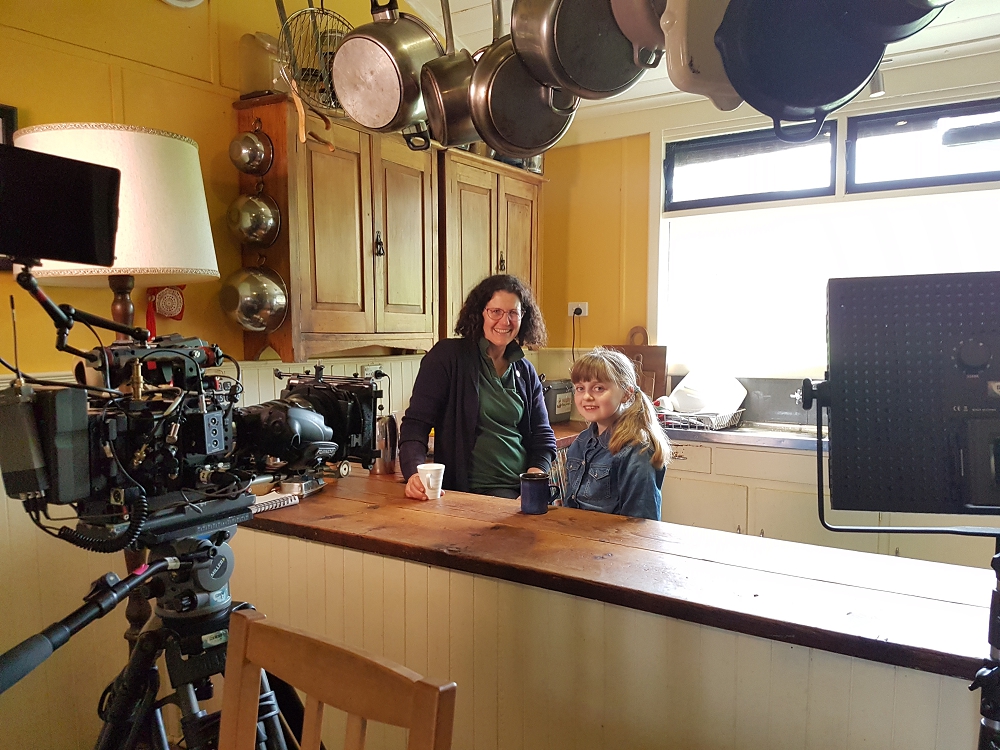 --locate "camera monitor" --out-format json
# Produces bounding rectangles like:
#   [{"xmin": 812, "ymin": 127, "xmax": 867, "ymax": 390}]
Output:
[
  {"xmin": 0, "ymin": 143, "xmax": 119, "ymax": 267},
  {"xmin": 828, "ymin": 270, "xmax": 1000, "ymax": 514}
]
